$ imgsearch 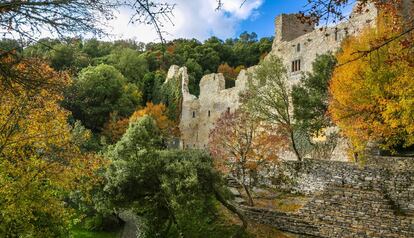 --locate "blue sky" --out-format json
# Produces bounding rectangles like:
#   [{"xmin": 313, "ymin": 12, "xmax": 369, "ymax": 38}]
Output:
[
  {"xmin": 107, "ymin": 0, "xmax": 354, "ymax": 42},
  {"xmin": 237, "ymin": 0, "xmax": 310, "ymax": 39}
]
